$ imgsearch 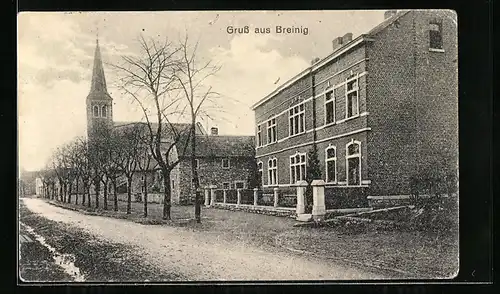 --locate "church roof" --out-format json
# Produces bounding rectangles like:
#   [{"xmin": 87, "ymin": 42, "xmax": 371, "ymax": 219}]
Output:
[
  {"xmin": 87, "ymin": 38, "xmax": 112, "ymax": 101},
  {"xmin": 177, "ymin": 135, "xmax": 255, "ymax": 158}
]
